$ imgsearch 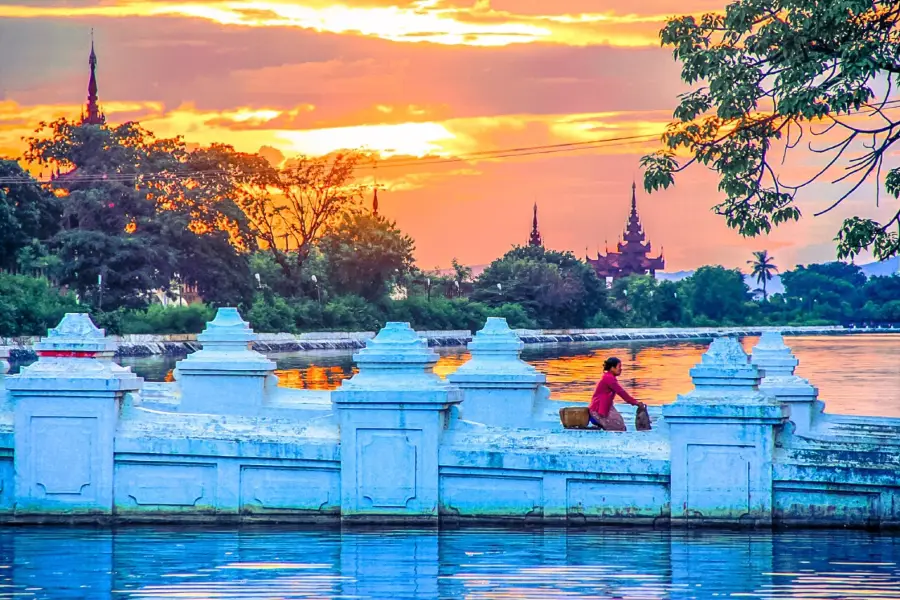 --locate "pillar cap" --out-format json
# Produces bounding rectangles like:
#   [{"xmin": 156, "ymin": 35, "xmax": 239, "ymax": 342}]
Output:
[
  {"xmin": 751, "ymin": 331, "xmax": 799, "ymax": 375},
  {"xmin": 688, "ymin": 337, "xmax": 759, "ymax": 382},
  {"xmin": 337, "ymin": 322, "xmax": 455, "ymax": 394},
  {"xmin": 352, "ymin": 322, "xmax": 438, "ymax": 369},
  {"xmin": 7, "ymin": 314, "xmax": 141, "ymax": 392},
  {"xmin": 34, "ymin": 313, "xmax": 116, "ymax": 356},
  {"xmin": 674, "ymin": 337, "xmax": 777, "ymax": 406},
  {"xmin": 449, "ymin": 317, "xmax": 544, "ymax": 383},
  {"xmin": 176, "ymin": 307, "xmax": 274, "ymax": 374},
  {"xmin": 197, "ymin": 307, "xmax": 256, "ymax": 345}
]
